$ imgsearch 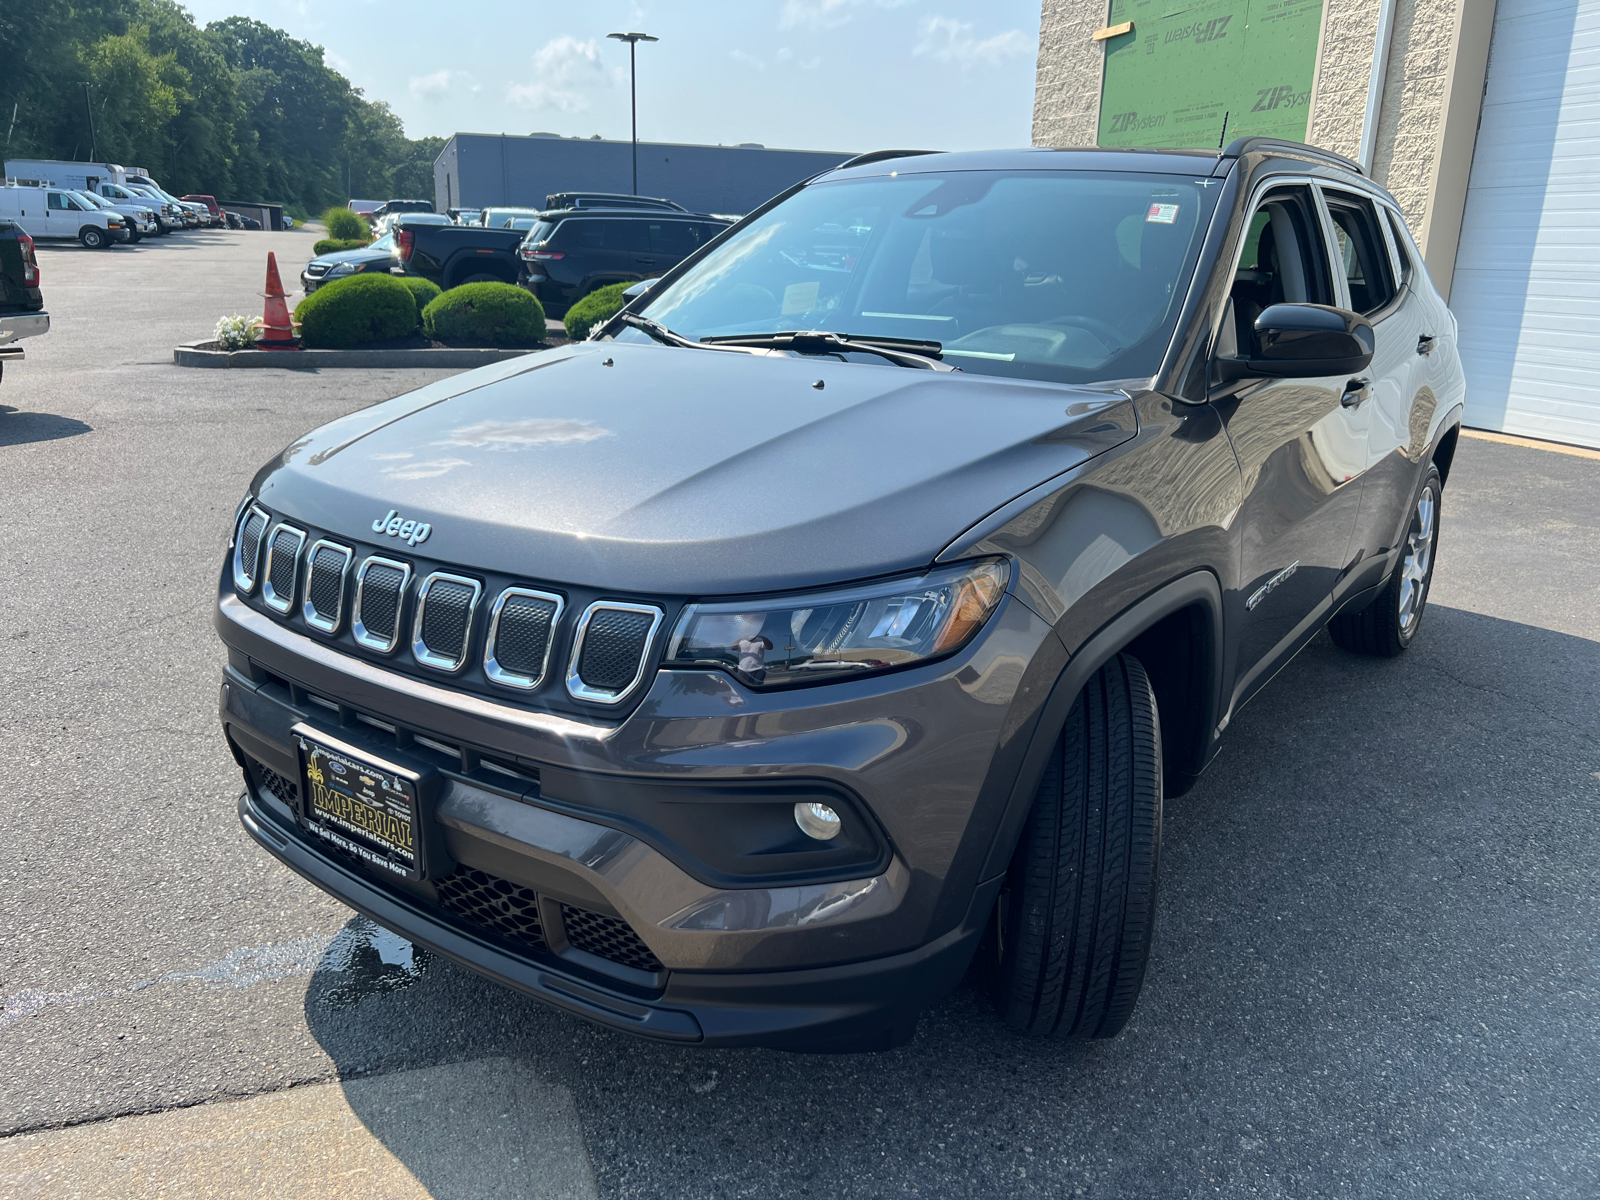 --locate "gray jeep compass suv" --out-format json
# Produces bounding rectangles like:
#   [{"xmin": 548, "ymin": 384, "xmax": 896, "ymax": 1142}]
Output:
[{"xmin": 216, "ymin": 139, "xmax": 1466, "ymax": 1050}]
